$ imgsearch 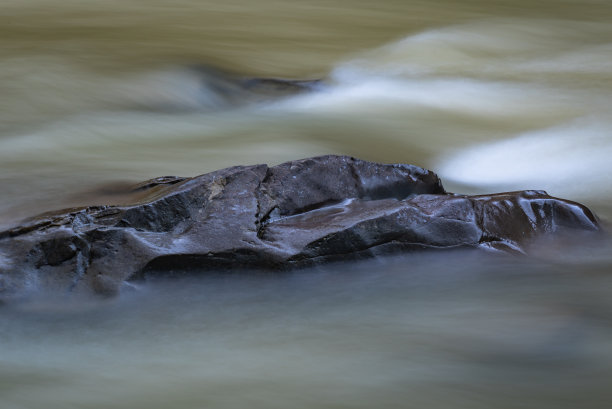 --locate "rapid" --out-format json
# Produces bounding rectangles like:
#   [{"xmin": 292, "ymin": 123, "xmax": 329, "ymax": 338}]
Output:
[{"xmin": 1, "ymin": 1, "xmax": 612, "ymax": 408}]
